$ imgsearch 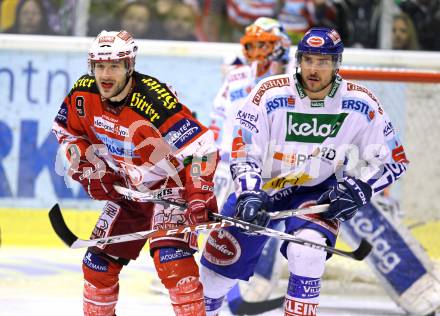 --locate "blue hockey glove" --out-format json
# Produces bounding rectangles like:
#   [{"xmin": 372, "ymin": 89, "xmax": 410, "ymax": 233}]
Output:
[
  {"xmin": 317, "ymin": 176, "xmax": 372, "ymax": 221},
  {"xmin": 235, "ymin": 190, "xmax": 271, "ymax": 227}
]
